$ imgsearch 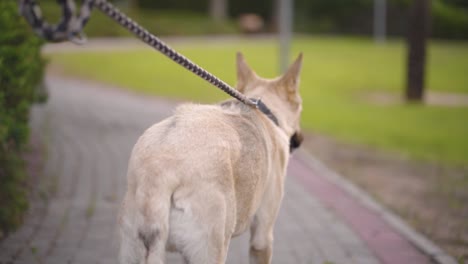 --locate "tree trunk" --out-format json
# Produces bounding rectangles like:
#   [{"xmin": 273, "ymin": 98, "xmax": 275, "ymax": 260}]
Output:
[
  {"xmin": 405, "ymin": 0, "xmax": 431, "ymax": 102},
  {"xmin": 209, "ymin": 0, "xmax": 227, "ymax": 22}
]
